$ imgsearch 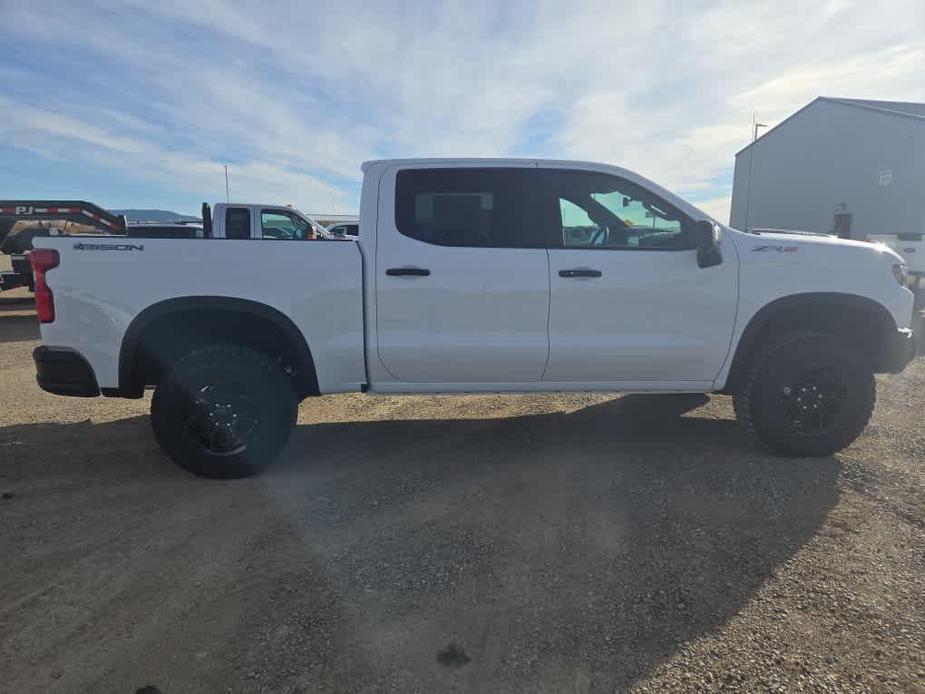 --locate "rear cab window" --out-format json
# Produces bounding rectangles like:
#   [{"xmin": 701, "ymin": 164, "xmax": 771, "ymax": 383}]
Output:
[{"xmin": 225, "ymin": 207, "xmax": 251, "ymax": 239}]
